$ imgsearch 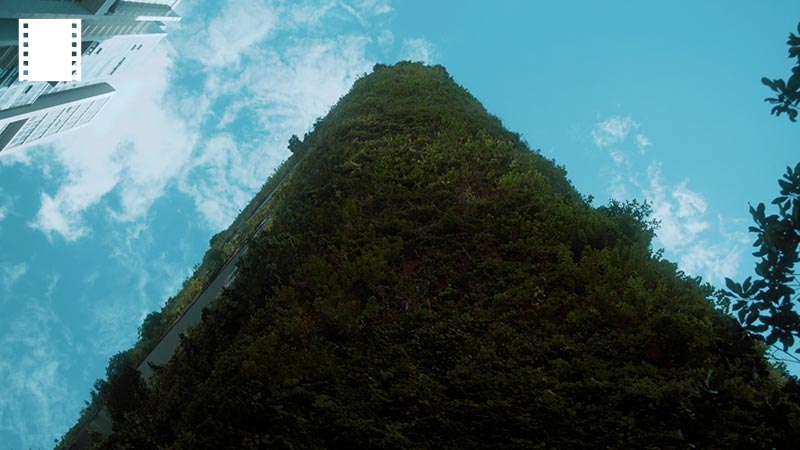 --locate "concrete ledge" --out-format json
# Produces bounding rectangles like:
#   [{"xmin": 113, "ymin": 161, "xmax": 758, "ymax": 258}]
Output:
[{"xmin": 0, "ymin": 82, "xmax": 115, "ymax": 126}]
